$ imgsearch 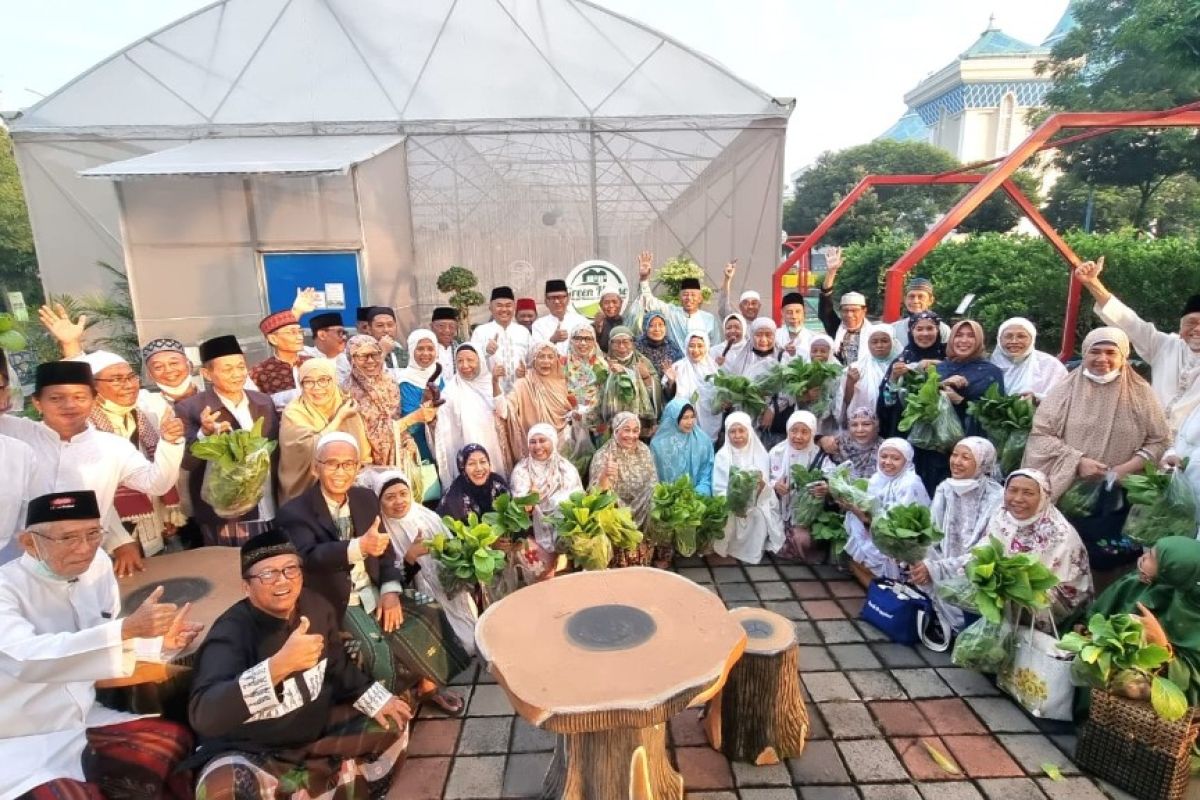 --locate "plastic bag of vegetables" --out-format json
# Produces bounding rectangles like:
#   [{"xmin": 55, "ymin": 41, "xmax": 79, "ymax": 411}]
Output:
[
  {"xmin": 1120, "ymin": 459, "xmax": 1198, "ymax": 545},
  {"xmin": 826, "ymin": 463, "xmax": 875, "ymax": 516},
  {"xmin": 967, "ymin": 384, "xmax": 1034, "ymax": 475},
  {"xmin": 808, "ymin": 509, "xmax": 850, "ymax": 557},
  {"xmin": 789, "ymin": 464, "xmax": 827, "ymax": 526},
  {"xmin": 726, "ymin": 467, "xmax": 762, "ymax": 517},
  {"xmin": 951, "ymin": 616, "xmax": 1014, "ymax": 674},
  {"xmin": 1056, "ymin": 480, "xmax": 1102, "ymax": 519},
  {"xmin": 552, "ymin": 489, "xmax": 643, "ymax": 570},
  {"xmin": 870, "ymin": 503, "xmax": 944, "ymax": 564},
  {"xmin": 191, "ymin": 418, "xmax": 276, "ymax": 518},
  {"xmin": 899, "ymin": 365, "xmax": 964, "ymax": 454},
  {"xmin": 706, "ymin": 371, "xmax": 768, "ymax": 417}
]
